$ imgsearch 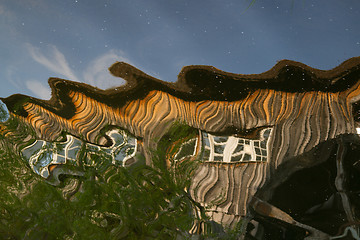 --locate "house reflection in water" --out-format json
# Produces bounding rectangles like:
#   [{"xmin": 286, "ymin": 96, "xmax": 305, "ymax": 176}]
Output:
[{"xmin": 2, "ymin": 57, "xmax": 360, "ymax": 239}]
